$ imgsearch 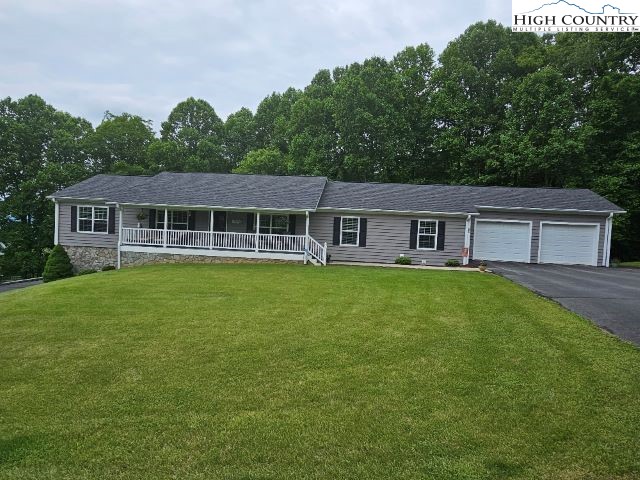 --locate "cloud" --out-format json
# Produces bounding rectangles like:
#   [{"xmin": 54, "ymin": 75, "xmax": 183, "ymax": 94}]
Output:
[{"xmin": 0, "ymin": 0, "xmax": 511, "ymax": 128}]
